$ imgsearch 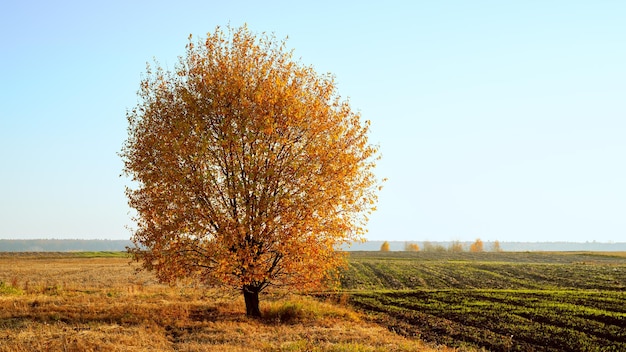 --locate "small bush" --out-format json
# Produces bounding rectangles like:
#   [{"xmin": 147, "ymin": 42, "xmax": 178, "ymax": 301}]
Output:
[
  {"xmin": 263, "ymin": 296, "xmax": 360, "ymax": 325},
  {"xmin": 263, "ymin": 301, "xmax": 308, "ymax": 323}
]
